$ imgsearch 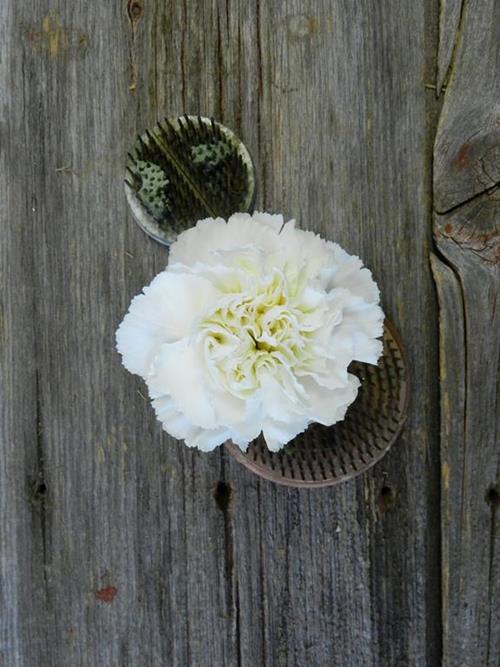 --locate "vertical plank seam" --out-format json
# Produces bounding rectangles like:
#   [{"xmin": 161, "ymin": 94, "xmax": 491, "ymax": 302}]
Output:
[
  {"xmin": 254, "ymin": 0, "xmax": 266, "ymax": 206},
  {"xmin": 25, "ymin": 63, "xmax": 53, "ymax": 652},
  {"xmin": 181, "ymin": 453, "xmax": 192, "ymax": 666},
  {"xmin": 235, "ymin": 576, "xmax": 242, "ymax": 667},
  {"xmin": 34, "ymin": 367, "xmax": 50, "ymax": 603},
  {"xmin": 454, "ymin": 265, "xmax": 469, "ymax": 611},
  {"xmin": 236, "ymin": 24, "xmax": 242, "ymax": 134},
  {"xmin": 430, "ymin": 250, "xmax": 465, "ymax": 666},
  {"xmin": 257, "ymin": 481, "xmax": 267, "ymax": 667},
  {"xmin": 219, "ymin": 451, "xmax": 242, "ymax": 666},
  {"xmin": 216, "ymin": 4, "xmax": 225, "ymax": 121},
  {"xmin": 486, "ymin": 498, "xmax": 497, "ymax": 665},
  {"xmin": 486, "ymin": 298, "xmax": 500, "ymax": 665},
  {"xmin": 426, "ymin": 0, "xmax": 446, "ymax": 661},
  {"xmin": 152, "ymin": 3, "xmax": 159, "ymax": 114},
  {"xmin": 180, "ymin": 0, "xmax": 187, "ymax": 109}
]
